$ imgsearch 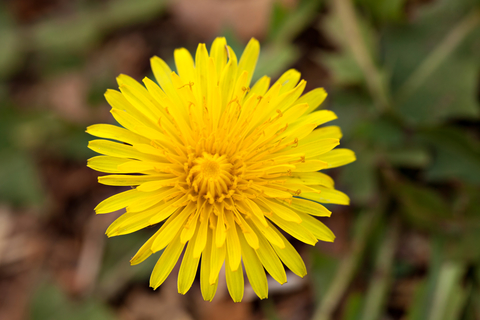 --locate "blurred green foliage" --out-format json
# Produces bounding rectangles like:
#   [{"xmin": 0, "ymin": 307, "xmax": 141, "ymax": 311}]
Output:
[
  {"xmin": 310, "ymin": 0, "xmax": 480, "ymax": 318},
  {"xmin": 30, "ymin": 281, "xmax": 116, "ymax": 320}
]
